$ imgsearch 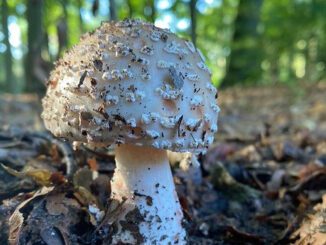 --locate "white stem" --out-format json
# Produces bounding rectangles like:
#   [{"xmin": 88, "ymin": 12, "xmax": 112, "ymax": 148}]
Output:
[{"xmin": 110, "ymin": 144, "xmax": 186, "ymax": 244}]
